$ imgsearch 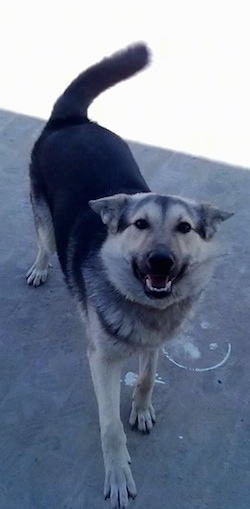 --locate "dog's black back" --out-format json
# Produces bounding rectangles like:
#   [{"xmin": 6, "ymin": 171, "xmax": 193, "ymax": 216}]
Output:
[{"xmin": 30, "ymin": 44, "xmax": 150, "ymax": 271}]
